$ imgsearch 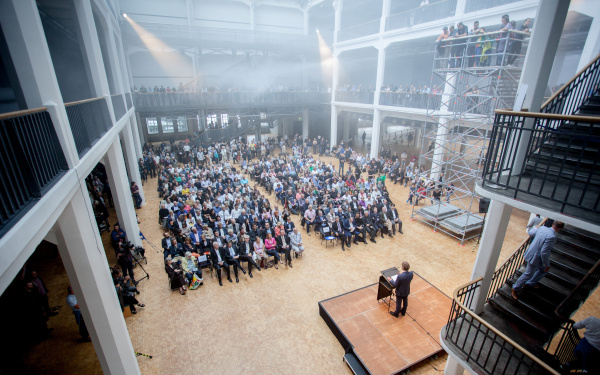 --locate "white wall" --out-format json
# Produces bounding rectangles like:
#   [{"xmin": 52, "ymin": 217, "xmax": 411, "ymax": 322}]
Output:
[
  {"xmin": 129, "ymin": 50, "xmax": 194, "ymax": 88},
  {"xmin": 121, "ymin": 0, "xmax": 188, "ymax": 25}
]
